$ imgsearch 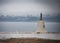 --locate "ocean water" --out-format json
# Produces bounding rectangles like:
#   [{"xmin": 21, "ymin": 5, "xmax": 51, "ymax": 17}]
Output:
[
  {"xmin": 0, "ymin": 22, "xmax": 60, "ymax": 32},
  {"xmin": 0, "ymin": 34, "xmax": 60, "ymax": 40}
]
